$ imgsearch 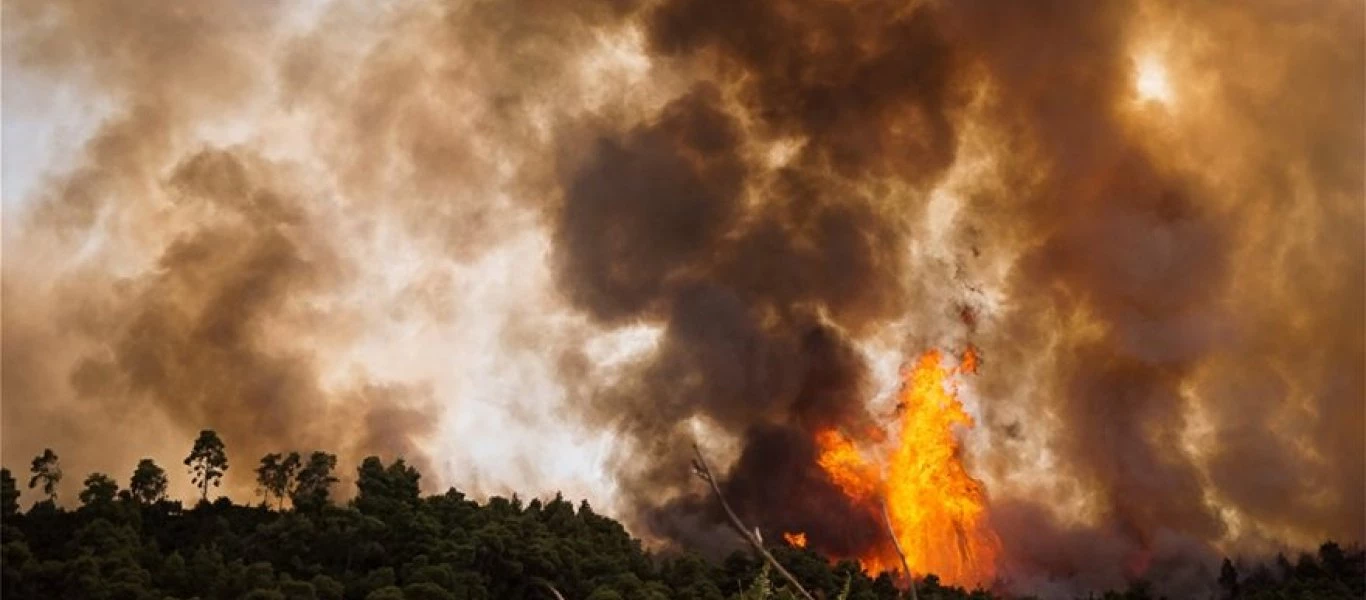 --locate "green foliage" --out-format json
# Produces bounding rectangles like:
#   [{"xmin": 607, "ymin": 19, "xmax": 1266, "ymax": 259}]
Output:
[
  {"xmin": 1233, "ymin": 542, "xmax": 1366, "ymax": 600},
  {"xmin": 404, "ymin": 581, "xmax": 457, "ymax": 600},
  {"xmin": 79, "ymin": 472, "xmax": 119, "ymax": 507},
  {"xmin": 129, "ymin": 458, "xmax": 169, "ymax": 505},
  {"xmin": 311, "ymin": 574, "xmax": 344, "ymax": 600},
  {"xmin": 2, "ymin": 467, "xmax": 20, "ymax": 517},
  {"xmin": 365, "ymin": 585, "xmax": 405, "ymax": 600},
  {"xmin": 586, "ymin": 588, "xmax": 625, "ymax": 600},
  {"xmin": 2, "ymin": 441, "xmax": 1360, "ymax": 600},
  {"xmin": 184, "ymin": 430, "xmax": 229, "ymax": 502},
  {"xmin": 291, "ymin": 452, "xmax": 339, "ymax": 513},
  {"xmin": 355, "ymin": 456, "xmax": 421, "ymax": 514},
  {"xmin": 28, "ymin": 448, "xmax": 62, "ymax": 502},
  {"xmin": 739, "ymin": 563, "xmax": 773, "ymax": 600},
  {"xmin": 281, "ymin": 578, "xmax": 319, "ymax": 600},
  {"xmin": 256, "ymin": 452, "xmax": 302, "ymax": 509},
  {"xmin": 835, "ymin": 573, "xmax": 852, "ymax": 600}
]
